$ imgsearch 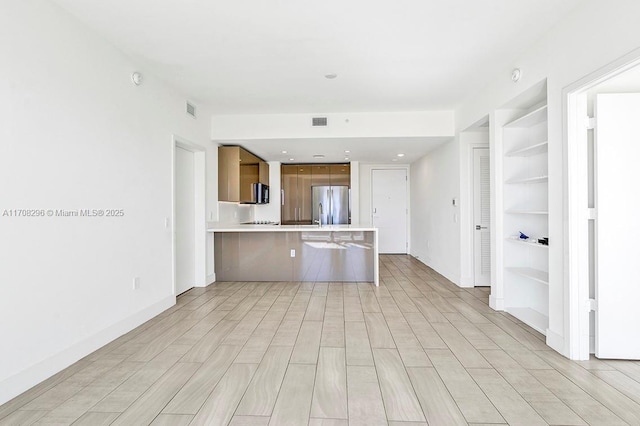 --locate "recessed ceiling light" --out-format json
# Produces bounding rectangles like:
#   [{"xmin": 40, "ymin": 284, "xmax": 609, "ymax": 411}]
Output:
[
  {"xmin": 397, "ymin": 153, "xmax": 405, "ymax": 157},
  {"xmin": 344, "ymin": 150, "xmax": 350, "ymax": 153},
  {"xmin": 313, "ymin": 154, "xmax": 325, "ymax": 159},
  {"xmin": 289, "ymin": 158, "xmax": 294, "ymax": 161},
  {"xmin": 281, "ymin": 150, "xmax": 287, "ymax": 154},
  {"xmin": 325, "ymin": 73, "xmax": 337, "ymax": 79},
  {"xmin": 344, "ymin": 157, "xmax": 350, "ymax": 160}
]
